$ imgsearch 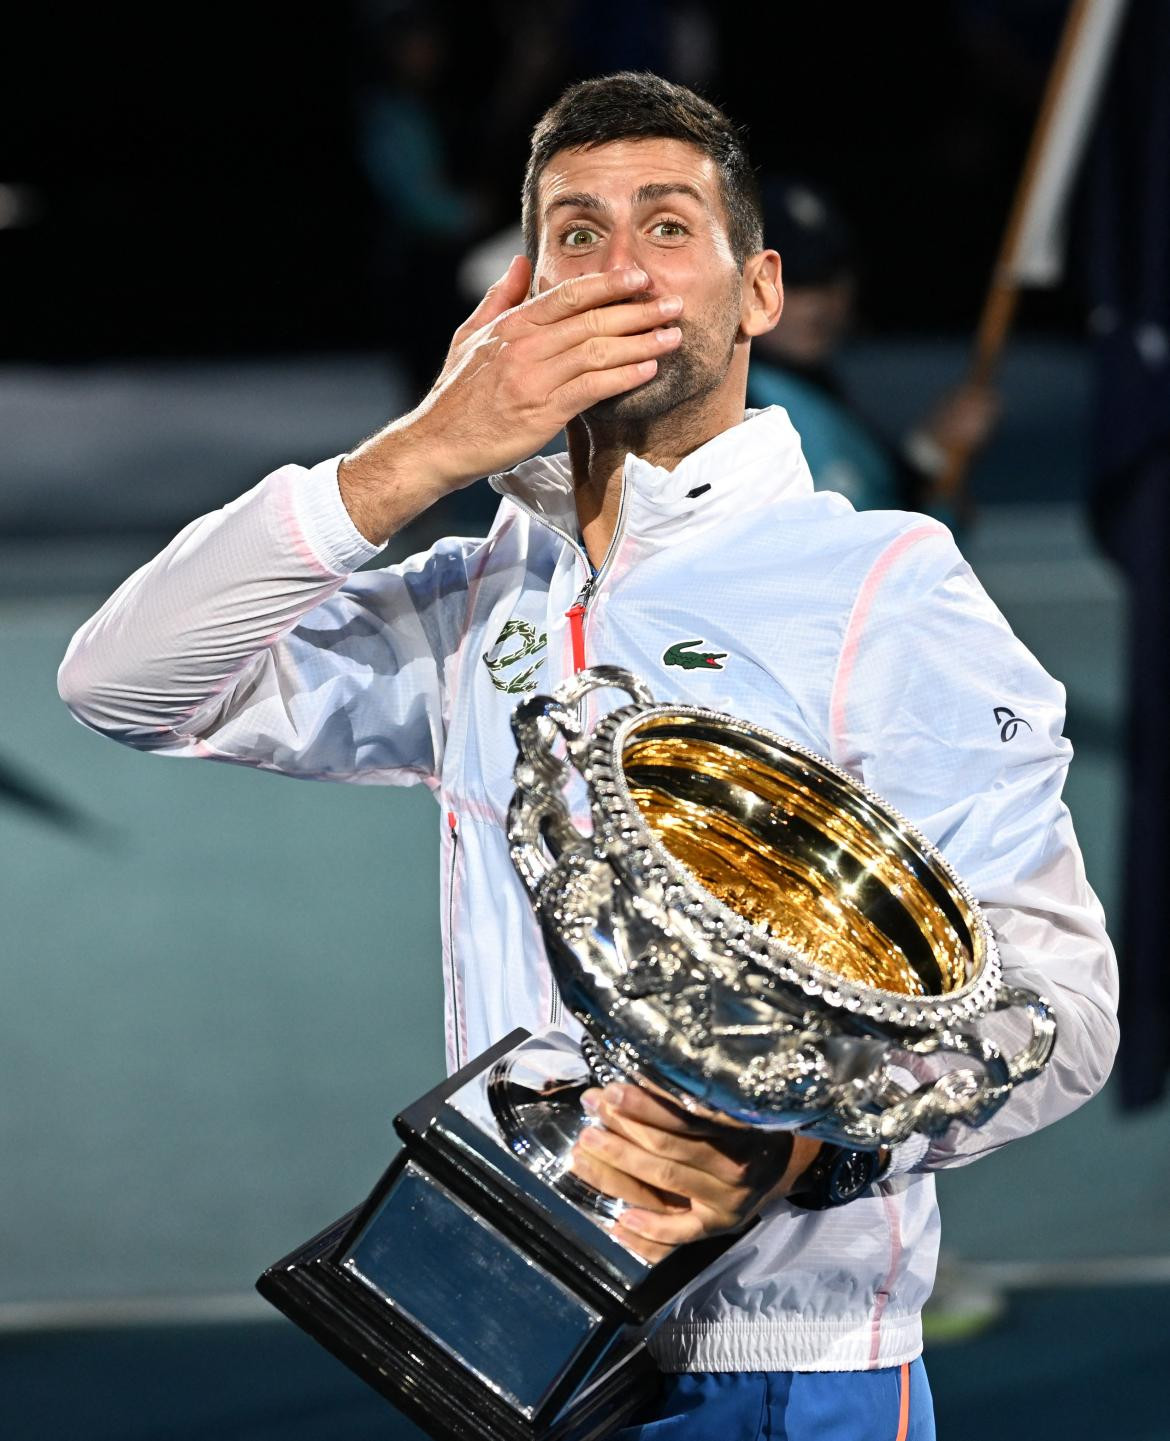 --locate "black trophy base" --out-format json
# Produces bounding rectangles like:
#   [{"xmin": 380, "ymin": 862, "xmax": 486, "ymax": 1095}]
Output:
[
  {"xmin": 257, "ymin": 1030, "xmax": 729, "ymax": 1441},
  {"xmin": 257, "ymin": 1201, "xmax": 655, "ymax": 1441}
]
